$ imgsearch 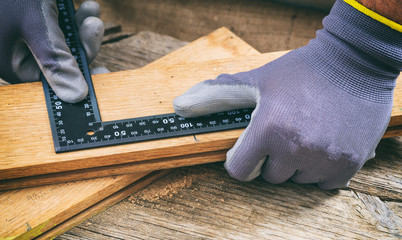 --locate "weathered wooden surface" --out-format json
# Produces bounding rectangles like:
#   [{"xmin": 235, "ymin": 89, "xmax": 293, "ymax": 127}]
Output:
[
  {"xmin": 90, "ymin": 31, "xmax": 187, "ymax": 71},
  {"xmin": 0, "ymin": 28, "xmax": 261, "ymax": 240},
  {"xmin": 349, "ymin": 137, "xmax": 402, "ymax": 201},
  {"xmin": 34, "ymin": 171, "xmax": 169, "ymax": 240},
  {"xmin": 74, "ymin": 0, "xmax": 328, "ymax": 53},
  {"xmin": 0, "ymin": 173, "xmax": 149, "ymax": 240},
  {"xmin": 58, "ymin": 160, "xmax": 401, "ymax": 240}
]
